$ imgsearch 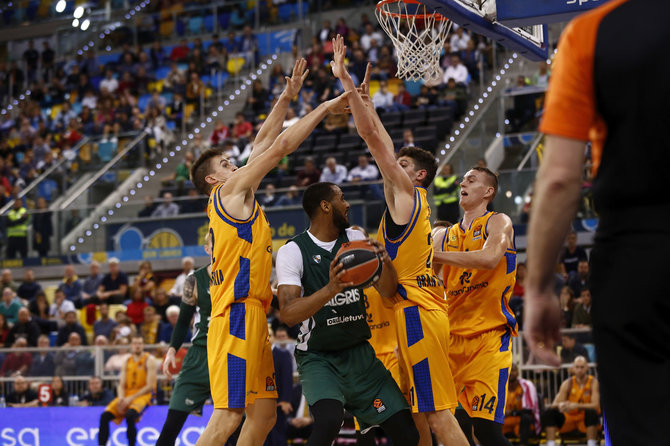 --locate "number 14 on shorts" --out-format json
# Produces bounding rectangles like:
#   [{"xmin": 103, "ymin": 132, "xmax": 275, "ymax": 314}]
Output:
[{"xmin": 472, "ymin": 394, "xmax": 496, "ymax": 414}]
